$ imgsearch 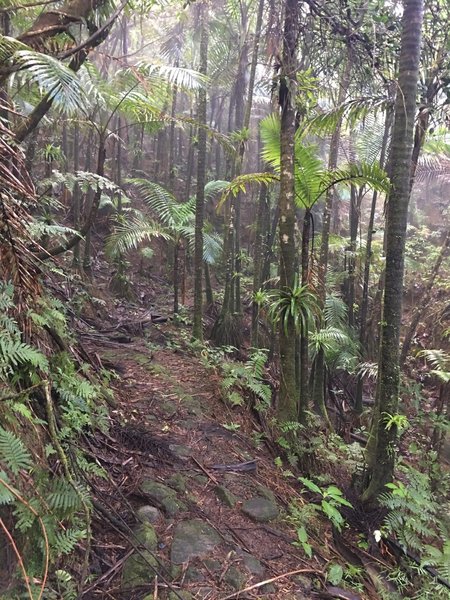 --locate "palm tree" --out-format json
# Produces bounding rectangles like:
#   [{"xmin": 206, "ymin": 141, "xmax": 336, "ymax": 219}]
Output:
[
  {"xmin": 260, "ymin": 113, "xmax": 389, "ymax": 422},
  {"xmin": 106, "ymin": 179, "xmax": 225, "ymax": 314},
  {"xmin": 362, "ymin": 0, "xmax": 424, "ymax": 503}
]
